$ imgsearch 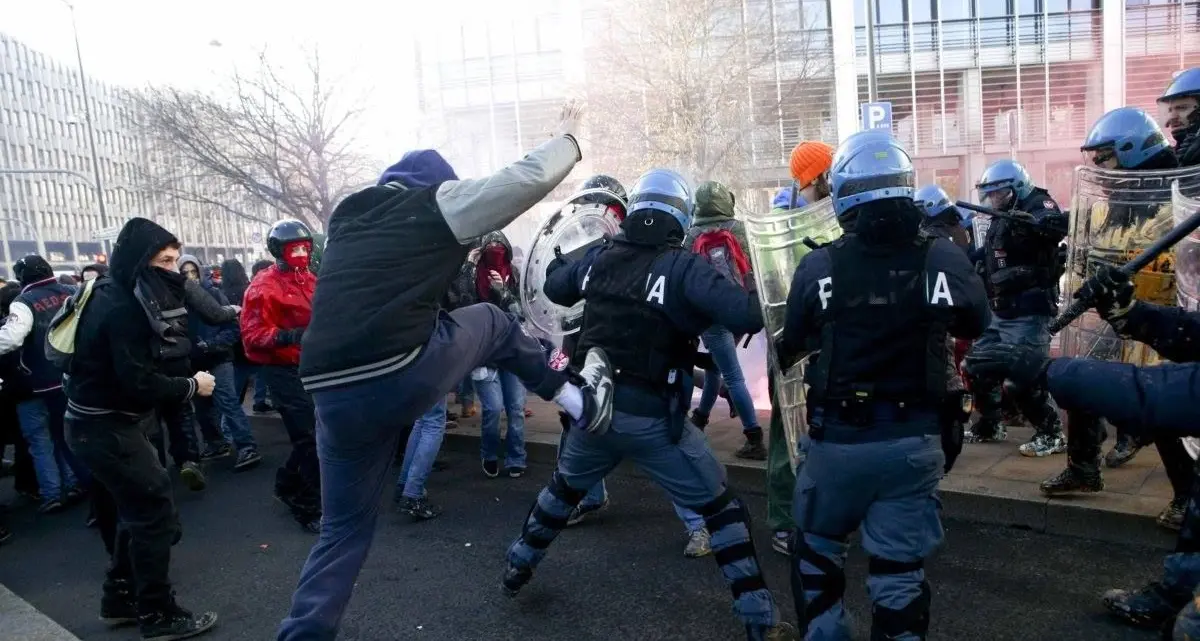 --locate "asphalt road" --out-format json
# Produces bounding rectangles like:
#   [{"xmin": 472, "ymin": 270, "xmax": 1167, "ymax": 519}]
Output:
[{"xmin": 0, "ymin": 419, "xmax": 1173, "ymax": 641}]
